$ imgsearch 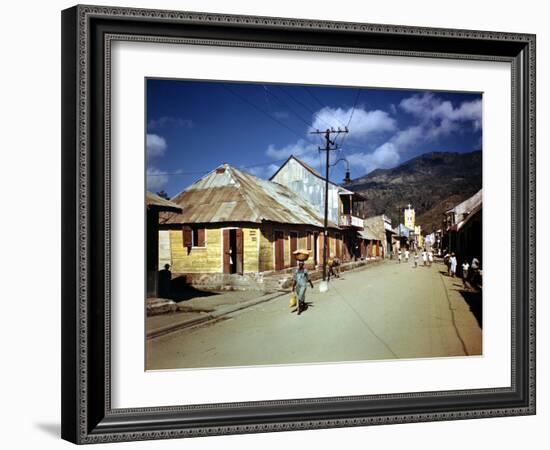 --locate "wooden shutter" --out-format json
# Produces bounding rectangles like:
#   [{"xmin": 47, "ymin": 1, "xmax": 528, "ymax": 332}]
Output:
[
  {"xmin": 275, "ymin": 231, "xmax": 284, "ymax": 271},
  {"xmin": 182, "ymin": 226, "xmax": 193, "ymax": 247},
  {"xmin": 306, "ymin": 232, "xmax": 312, "ymax": 251},
  {"xmin": 197, "ymin": 228, "xmax": 206, "ymax": 247},
  {"xmin": 235, "ymin": 228, "xmax": 243, "ymax": 274}
]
